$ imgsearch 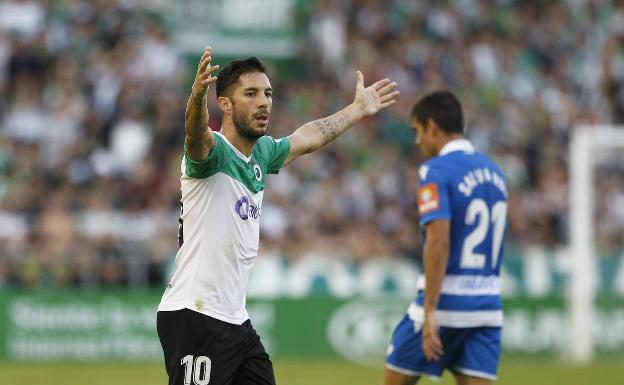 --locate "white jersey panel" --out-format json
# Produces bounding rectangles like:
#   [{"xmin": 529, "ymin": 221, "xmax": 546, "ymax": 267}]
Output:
[{"xmin": 158, "ymin": 166, "xmax": 263, "ymax": 324}]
